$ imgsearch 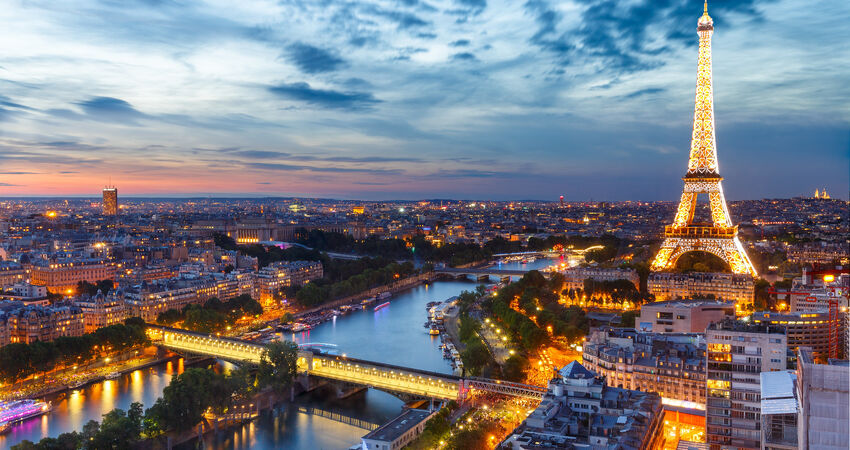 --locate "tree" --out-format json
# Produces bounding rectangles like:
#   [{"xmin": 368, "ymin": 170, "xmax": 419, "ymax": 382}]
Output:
[
  {"xmin": 213, "ymin": 233, "xmax": 237, "ymax": 251},
  {"xmin": 155, "ymin": 308, "xmax": 182, "ymax": 326},
  {"xmin": 258, "ymin": 340, "xmax": 299, "ymax": 394},
  {"xmin": 460, "ymin": 340, "xmax": 491, "ymax": 376},
  {"xmin": 145, "ymin": 368, "xmax": 219, "ymax": 432},
  {"xmin": 502, "ymin": 354, "xmax": 529, "ymax": 382},
  {"xmin": 87, "ymin": 403, "xmax": 144, "ymax": 449}
]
